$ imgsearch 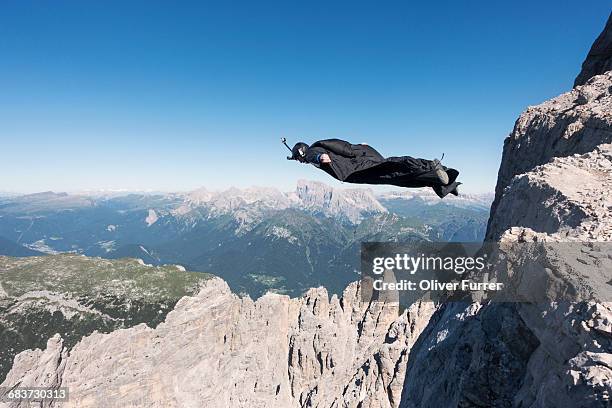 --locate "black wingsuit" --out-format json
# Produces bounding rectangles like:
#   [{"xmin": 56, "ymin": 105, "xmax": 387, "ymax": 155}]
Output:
[{"xmin": 303, "ymin": 139, "xmax": 458, "ymax": 188}]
